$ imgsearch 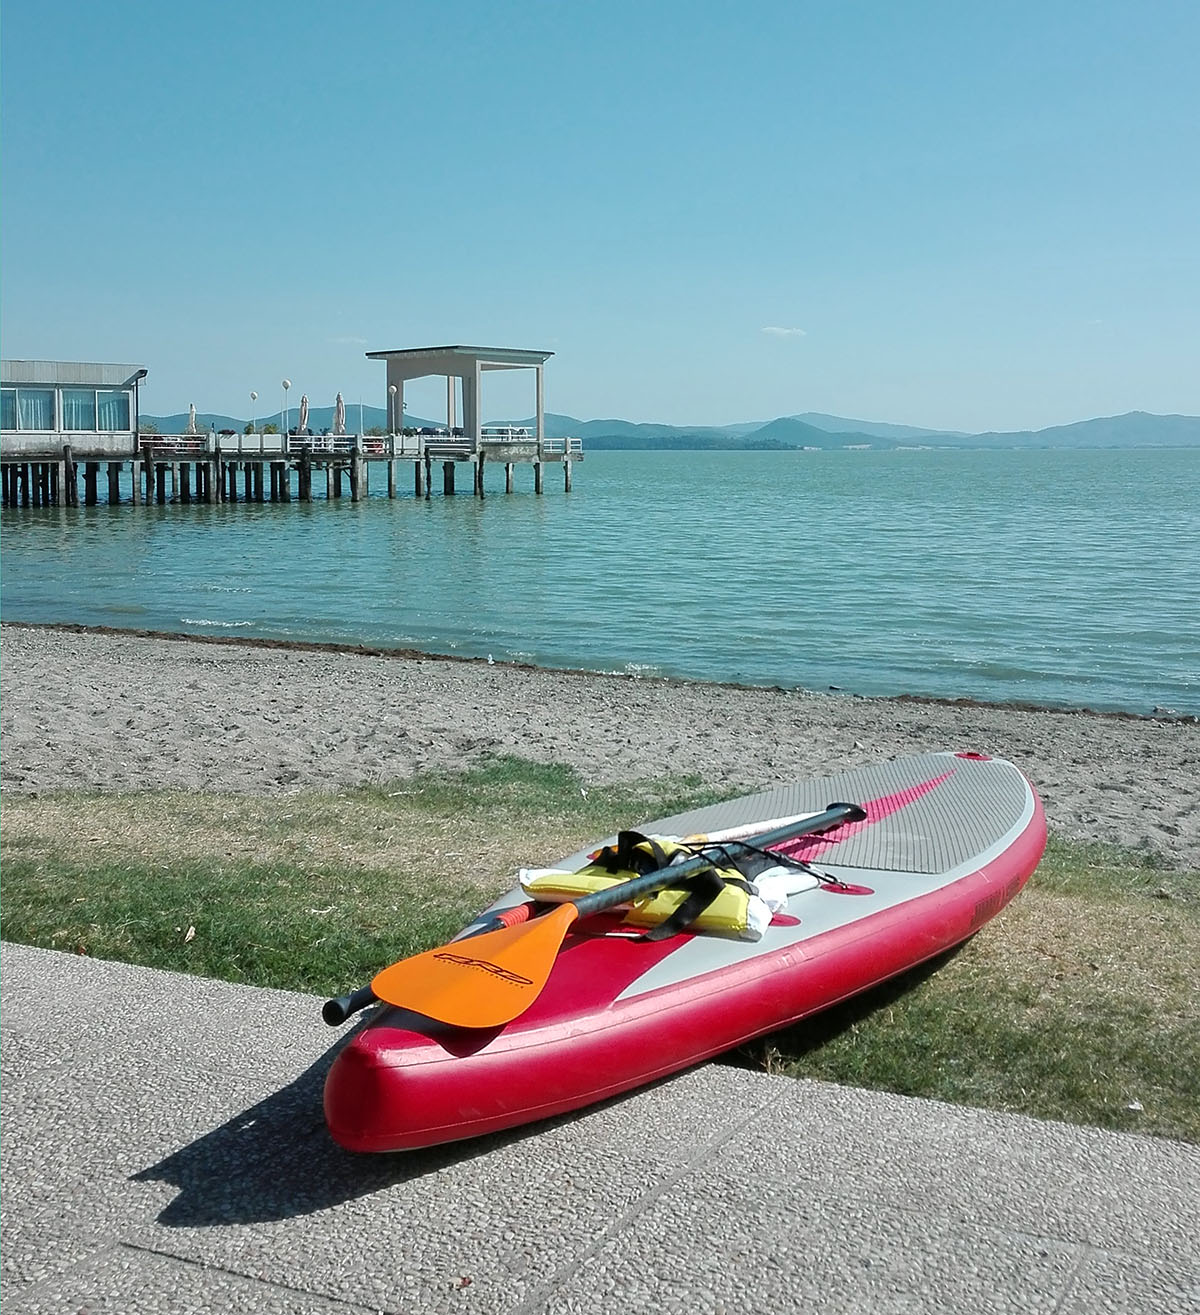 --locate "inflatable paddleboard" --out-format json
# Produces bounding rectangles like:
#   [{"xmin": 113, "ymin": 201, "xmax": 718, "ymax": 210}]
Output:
[{"xmin": 324, "ymin": 751, "xmax": 1045, "ymax": 1152}]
